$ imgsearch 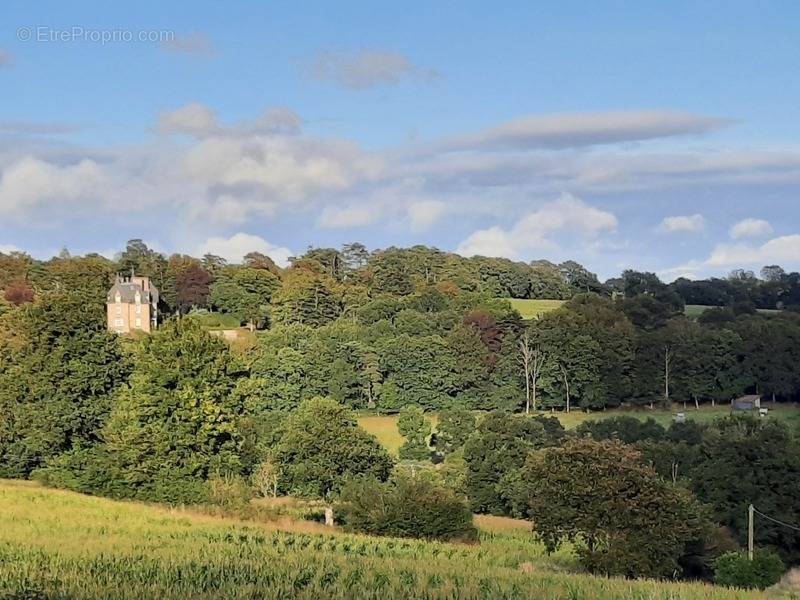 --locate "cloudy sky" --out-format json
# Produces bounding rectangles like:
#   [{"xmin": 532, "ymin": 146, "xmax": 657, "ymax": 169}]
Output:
[{"xmin": 2, "ymin": 1, "xmax": 800, "ymax": 280}]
